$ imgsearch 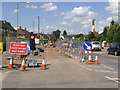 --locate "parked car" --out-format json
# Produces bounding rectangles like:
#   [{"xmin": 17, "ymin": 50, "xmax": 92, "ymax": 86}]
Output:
[
  {"xmin": 107, "ymin": 43, "xmax": 120, "ymax": 56},
  {"xmin": 91, "ymin": 41, "xmax": 101, "ymax": 51}
]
